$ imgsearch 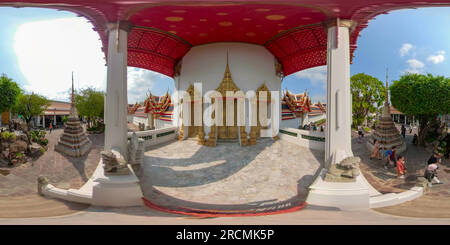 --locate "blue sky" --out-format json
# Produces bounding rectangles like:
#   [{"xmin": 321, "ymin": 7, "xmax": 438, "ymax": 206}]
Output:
[{"xmin": 1, "ymin": 7, "xmax": 449, "ymax": 103}]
